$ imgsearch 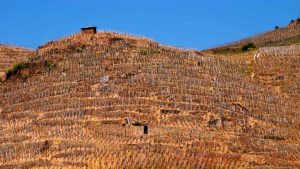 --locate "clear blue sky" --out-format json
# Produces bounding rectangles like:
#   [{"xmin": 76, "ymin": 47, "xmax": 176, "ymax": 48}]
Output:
[{"xmin": 0, "ymin": 0, "xmax": 299, "ymax": 50}]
